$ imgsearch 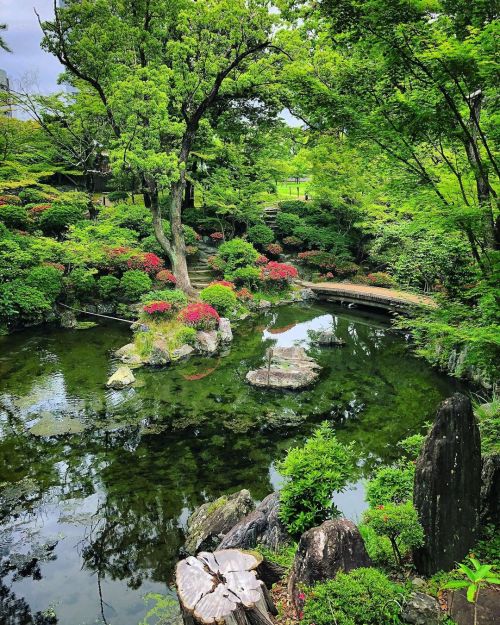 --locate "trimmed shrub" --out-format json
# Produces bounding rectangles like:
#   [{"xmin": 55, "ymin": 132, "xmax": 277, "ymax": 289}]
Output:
[
  {"xmin": 217, "ymin": 238, "xmax": 259, "ymax": 272},
  {"xmin": 266, "ymin": 243, "xmax": 283, "ymax": 257},
  {"xmin": 110, "ymin": 203, "xmax": 151, "ymax": 237},
  {"xmin": 97, "ymin": 275, "xmax": 120, "ymax": 300},
  {"xmin": 302, "ymin": 568, "xmax": 409, "ymax": 625},
  {"xmin": 39, "ymin": 202, "xmax": 85, "ymax": 234},
  {"xmin": 277, "ymin": 200, "xmax": 307, "ymax": 215},
  {"xmin": 127, "ymin": 252, "xmax": 164, "ymax": 275},
  {"xmin": 178, "ymin": 302, "xmax": 220, "ymax": 330},
  {"xmin": 200, "ymin": 284, "xmax": 237, "ymax": 316},
  {"xmin": 25, "ymin": 265, "xmax": 63, "ymax": 301},
  {"xmin": 120, "ymin": 270, "xmax": 152, "ymax": 301},
  {"xmin": 260, "ymin": 261, "xmax": 298, "ymax": 288},
  {"xmin": 183, "ymin": 225, "xmax": 200, "ymax": 246},
  {"xmin": 278, "ymin": 422, "xmax": 356, "ymax": 537},
  {"xmin": 0, "ymin": 205, "xmax": 29, "ymax": 229},
  {"xmin": 229, "ymin": 266, "xmax": 261, "ymax": 288},
  {"xmin": 67, "ymin": 268, "xmax": 97, "ymax": 298},
  {"xmin": 365, "ymin": 464, "xmax": 415, "ymax": 508},
  {"xmin": 141, "ymin": 289, "xmax": 188, "ymax": 310},
  {"xmin": 275, "ymin": 212, "xmax": 301, "ymax": 237},
  {"xmin": 19, "ymin": 188, "xmax": 48, "ymax": 205},
  {"xmin": 0, "ymin": 281, "xmax": 50, "ymax": 322},
  {"xmin": 366, "ymin": 272, "xmax": 397, "ymax": 288},
  {"xmin": 282, "ymin": 235, "xmax": 303, "ymax": 248},
  {"xmin": 143, "ymin": 301, "xmax": 173, "ymax": 318},
  {"xmin": 247, "ymin": 223, "xmax": 274, "ymax": 247}
]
